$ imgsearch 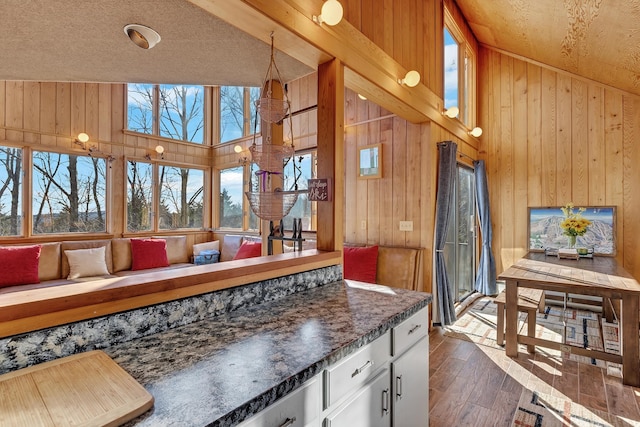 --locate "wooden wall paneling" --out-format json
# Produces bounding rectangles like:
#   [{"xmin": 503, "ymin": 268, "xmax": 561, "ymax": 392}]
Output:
[
  {"xmin": 366, "ymin": 102, "xmax": 381, "ymax": 245},
  {"xmin": 604, "ymin": 90, "xmax": 624, "ymax": 261},
  {"xmin": 23, "ymin": 82, "xmax": 40, "ymax": 144},
  {"xmin": 55, "ymin": 83, "xmax": 71, "ymax": 147},
  {"xmin": 39, "ymin": 83, "xmax": 57, "ymax": 146},
  {"xmin": 343, "ymin": 0, "xmax": 362, "ymax": 31},
  {"xmin": 71, "ymin": 83, "xmax": 86, "ymax": 141},
  {"xmin": 587, "ymin": 85, "xmax": 606, "ymax": 205},
  {"xmin": 378, "ymin": 116, "xmax": 394, "ymax": 246},
  {"xmin": 382, "ymin": 0, "xmax": 394, "ymax": 55},
  {"xmin": 420, "ymin": 122, "xmax": 434, "ymax": 294},
  {"xmin": 360, "ymin": 0, "xmax": 374, "ymax": 43},
  {"xmin": 5, "ymin": 81, "xmax": 24, "ymax": 142},
  {"xmin": 405, "ymin": 122, "xmax": 422, "ymax": 248},
  {"xmin": 391, "ymin": 116, "xmax": 407, "ymax": 246},
  {"xmin": 540, "ymin": 69, "xmax": 557, "ymax": 205},
  {"xmin": 488, "ymin": 50, "xmax": 502, "ymax": 270},
  {"xmin": 85, "ymin": 84, "xmax": 100, "ymax": 144},
  {"xmin": 555, "ymin": 74, "xmax": 572, "ymax": 203},
  {"xmin": 526, "ymin": 63, "xmax": 542, "ymax": 207},
  {"xmin": 0, "ymin": 81, "xmax": 5, "ymax": 141},
  {"xmin": 512, "ymin": 60, "xmax": 528, "ymax": 261},
  {"xmin": 570, "ymin": 80, "xmax": 588, "ymax": 205},
  {"xmin": 622, "ymin": 96, "xmax": 640, "ymax": 274},
  {"xmin": 499, "ymin": 55, "xmax": 515, "ymax": 269},
  {"xmin": 97, "ymin": 84, "xmax": 111, "ymax": 144}
]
